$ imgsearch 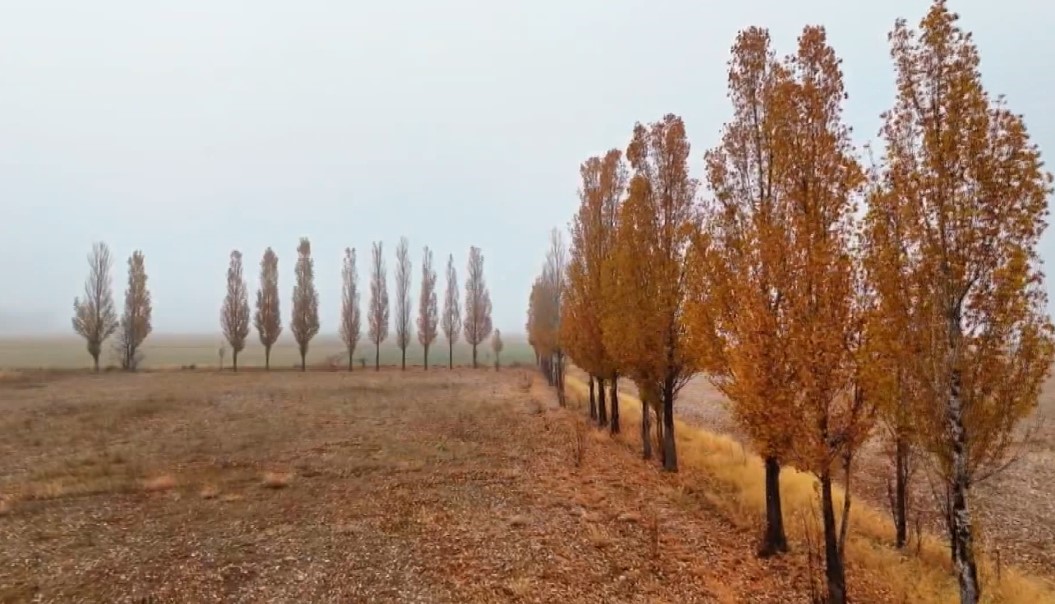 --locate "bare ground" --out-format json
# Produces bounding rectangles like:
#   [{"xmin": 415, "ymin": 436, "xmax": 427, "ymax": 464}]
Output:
[
  {"xmin": 601, "ymin": 370, "xmax": 1055, "ymax": 580},
  {"xmin": 0, "ymin": 369, "xmax": 823, "ymax": 603}
]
